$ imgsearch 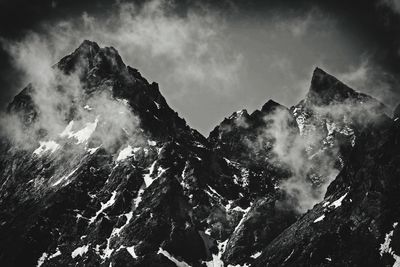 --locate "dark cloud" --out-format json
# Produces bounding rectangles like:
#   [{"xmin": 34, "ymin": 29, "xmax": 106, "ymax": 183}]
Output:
[{"xmin": 1, "ymin": 0, "xmax": 400, "ymax": 135}]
